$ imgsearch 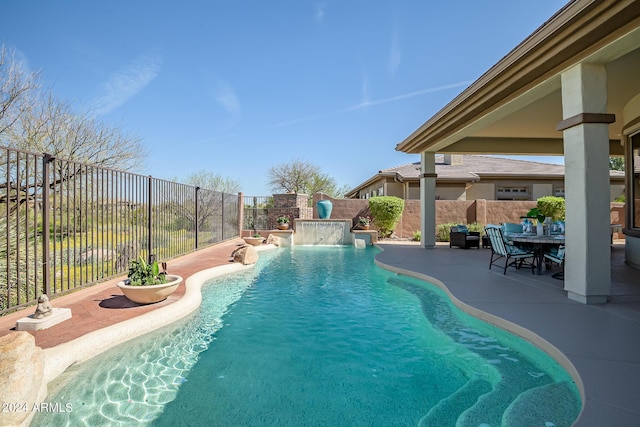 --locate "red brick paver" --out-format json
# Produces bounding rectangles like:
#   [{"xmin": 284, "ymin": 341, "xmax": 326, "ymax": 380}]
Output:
[{"xmin": 0, "ymin": 239, "xmax": 245, "ymax": 349}]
